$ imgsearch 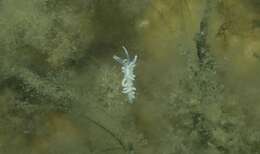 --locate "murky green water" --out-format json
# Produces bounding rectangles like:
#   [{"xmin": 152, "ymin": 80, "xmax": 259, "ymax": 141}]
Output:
[{"xmin": 0, "ymin": 0, "xmax": 260, "ymax": 154}]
